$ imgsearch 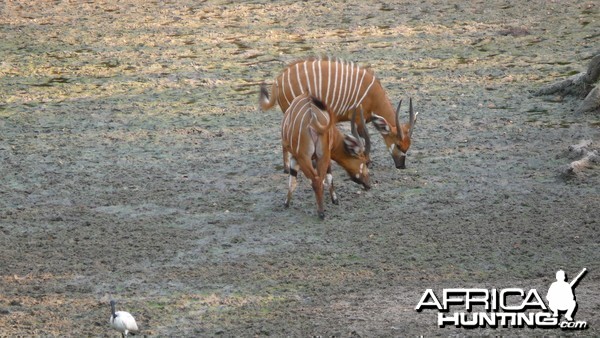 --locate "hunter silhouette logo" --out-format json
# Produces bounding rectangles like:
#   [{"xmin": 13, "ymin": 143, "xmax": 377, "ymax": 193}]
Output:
[
  {"xmin": 415, "ymin": 268, "xmax": 588, "ymax": 330},
  {"xmin": 547, "ymin": 268, "xmax": 587, "ymax": 322}
]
